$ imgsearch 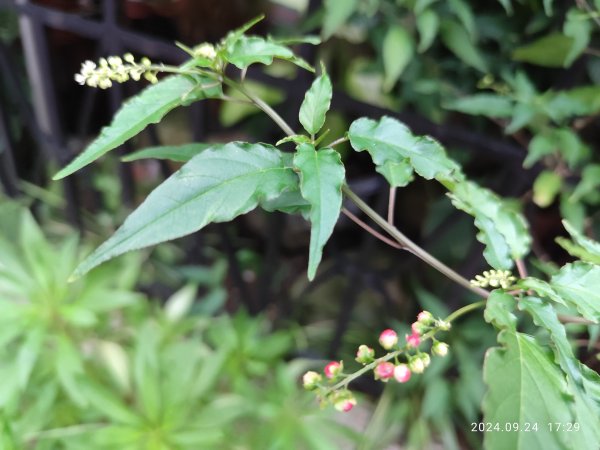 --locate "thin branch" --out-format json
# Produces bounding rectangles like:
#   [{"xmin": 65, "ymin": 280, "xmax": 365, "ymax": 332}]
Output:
[
  {"xmin": 515, "ymin": 259, "xmax": 528, "ymax": 278},
  {"xmin": 326, "ymin": 136, "xmax": 349, "ymax": 148},
  {"xmin": 342, "ymin": 185, "xmax": 491, "ymax": 299},
  {"xmin": 558, "ymin": 314, "xmax": 595, "ymax": 325},
  {"xmin": 387, "ymin": 187, "xmax": 396, "ymax": 225},
  {"xmin": 342, "ymin": 208, "xmax": 403, "ymax": 249}
]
